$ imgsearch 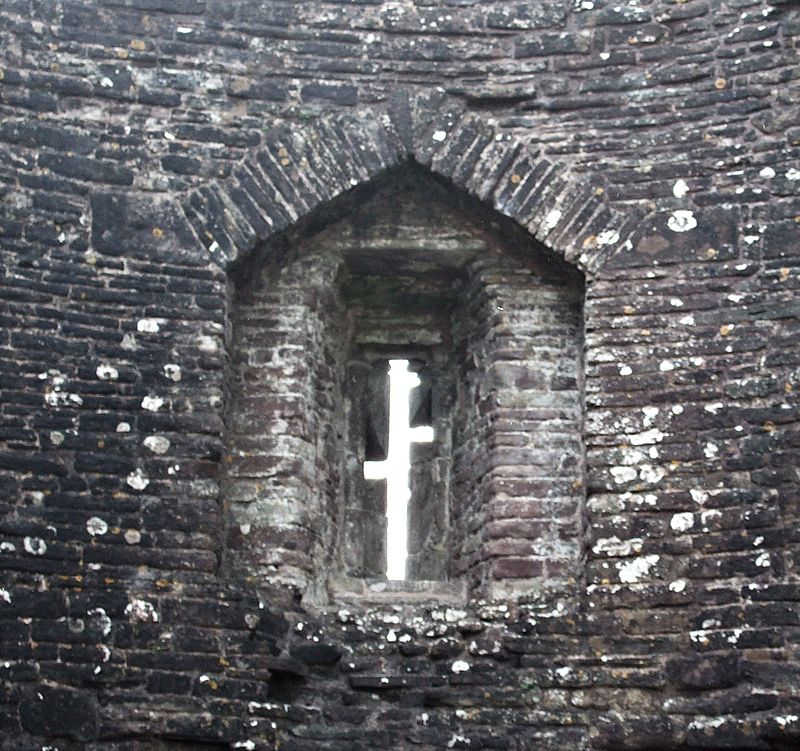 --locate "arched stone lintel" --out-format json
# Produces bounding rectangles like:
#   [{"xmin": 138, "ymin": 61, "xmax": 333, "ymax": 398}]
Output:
[{"xmin": 180, "ymin": 91, "xmax": 628, "ymax": 275}]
